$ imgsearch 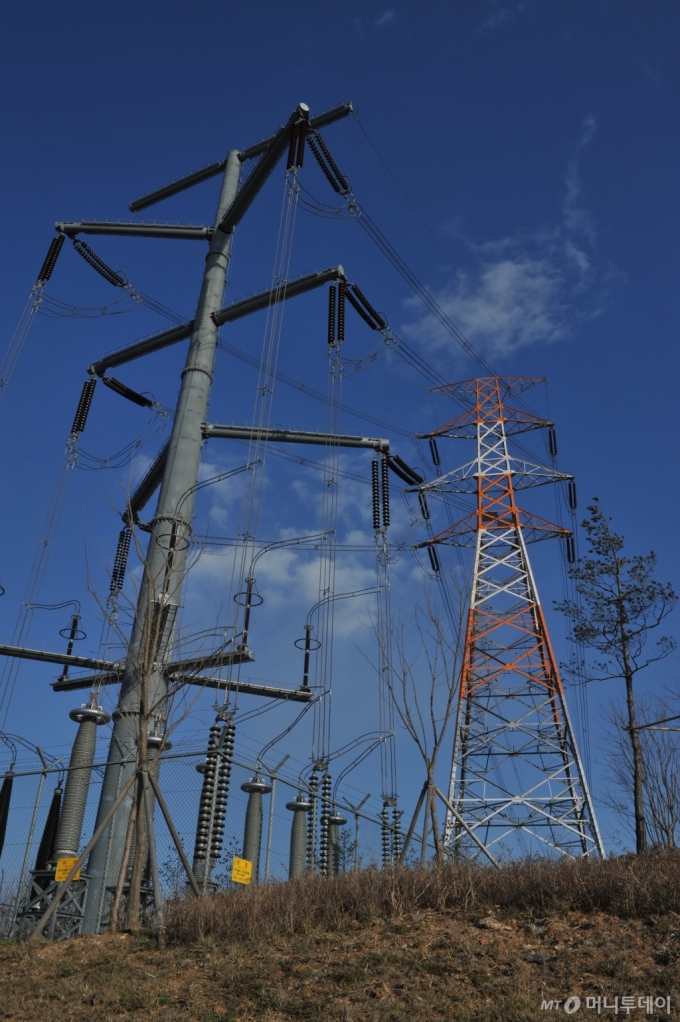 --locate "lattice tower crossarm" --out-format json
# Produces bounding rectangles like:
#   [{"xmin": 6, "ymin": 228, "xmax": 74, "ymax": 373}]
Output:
[{"xmin": 417, "ymin": 377, "xmax": 604, "ymax": 860}]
